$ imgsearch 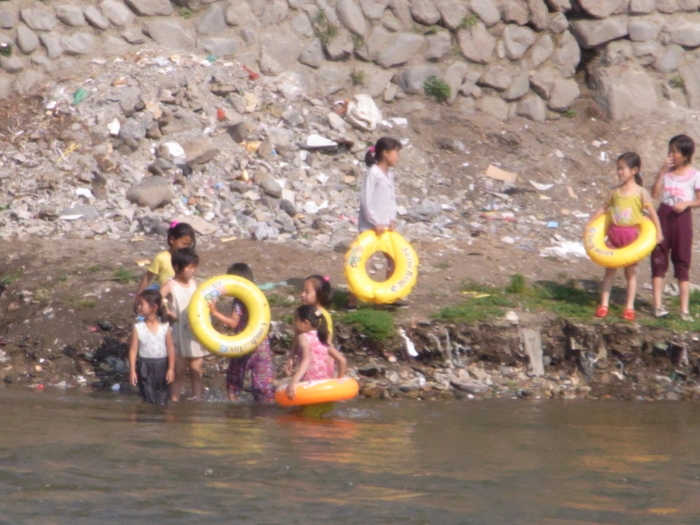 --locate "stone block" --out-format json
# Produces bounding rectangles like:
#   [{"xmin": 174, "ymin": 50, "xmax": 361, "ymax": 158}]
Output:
[
  {"xmin": 680, "ymin": 59, "xmax": 700, "ymax": 108},
  {"xmin": 632, "ymin": 40, "xmax": 663, "ymax": 65},
  {"xmin": 16, "ymin": 25, "xmax": 39, "ymax": 55},
  {"xmin": 433, "ymin": 0, "xmax": 468, "ymax": 29},
  {"xmin": 503, "ymin": 25, "xmax": 536, "ymax": 59},
  {"xmin": 669, "ymin": 22, "xmax": 700, "ymax": 48},
  {"xmin": 571, "ymin": 17, "xmax": 628, "ymax": 48},
  {"xmin": 444, "ymin": 61, "xmax": 469, "ymax": 103},
  {"xmin": 411, "ymin": 0, "xmax": 441, "ymax": 24},
  {"xmin": 480, "ymin": 95, "xmax": 509, "ymax": 119},
  {"xmin": 471, "ymin": 0, "xmax": 501, "ymax": 26},
  {"xmin": 629, "ymin": 0, "xmax": 656, "ymax": 13},
  {"xmin": 457, "ymin": 23, "xmax": 496, "ymax": 63},
  {"xmin": 337, "ymin": 0, "xmax": 367, "ymax": 35},
  {"xmin": 479, "ymin": 64, "xmax": 513, "ymax": 90},
  {"xmin": 530, "ymin": 34, "xmax": 554, "ymax": 67},
  {"xmin": 548, "ymin": 78, "xmax": 580, "ymax": 110},
  {"xmin": 529, "ymin": 68, "xmax": 556, "ymax": 98},
  {"xmin": 548, "ymin": 12, "xmax": 569, "ymax": 33},
  {"xmin": 0, "ymin": 8, "xmax": 16, "ymax": 30},
  {"xmin": 298, "ymin": 39, "xmax": 324, "ymax": 68},
  {"xmin": 628, "ymin": 19, "xmax": 661, "ymax": 41},
  {"xmin": 124, "ymin": 0, "xmax": 174, "ymax": 16},
  {"xmin": 197, "ymin": 3, "xmax": 228, "ymax": 35},
  {"xmin": 578, "ymin": 0, "xmax": 625, "ymax": 17},
  {"xmin": 552, "ymin": 30, "xmax": 580, "ymax": 77},
  {"xmin": 360, "ymin": 0, "xmax": 390, "ymax": 19},
  {"xmin": 20, "ymin": 8, "xmax": 57, "ymax": 32},
  {"xmin": 61, "ymin": 33, "xmax": 95, "ymax": 55},
  {"xmin": 101, "ymin": 0, "xmax": 135, "ymax": 28},
  {"xmin": 516, "ymin": 93, "xmax": 546, "ymax": 121},
  {"xmin": 397, "ymin": 64, "xmax": 441, "ymax": 93},
  {"xmin": 377, "ymin": 32, "xmax": 424, "ymax": 67},
  {"xmin": 498, "ymin": 0, "xmax": 529, "ymax": 25},
  {"xmin": 56, "ymin": 5, "xmax": 86, "ymax": 27},
  {"xmin": 425, "ymin": 31, "xmax": 452, "ymax": 61},
  {"xmin": 527, "ymin": 0, "xmax": 549, "ymax": 29},
  {"xmin": 315, "ymin": 65, "xmax": 351, "ymax": 94},
  {"xmin": 591, "ymin": 65, "xmax": 657, "ymax": 119},
  {"xmin": 145, "ymin": 19, "xmax": 196, "ymax": 49},
  {"xmin": 503, "ymin": 72, "xmax": 529, "ymax": 100},
  {"xmin": 198, "ymin": 37, "xmax": 240, "ymax": 57},
  {"xmin": 40, "ymin": 34, "xmax": 64, "ymax": 59},
  {"xmin": 84, "ymin": 7, "xmax": 111, "ymax": 31},
  {"xmin": 655, "ymin": 44, "xmax": 684, "ymax": 72},
  {"xmin": 259, "ymin": 0, "xmax": 289, "ymax": 26}
]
